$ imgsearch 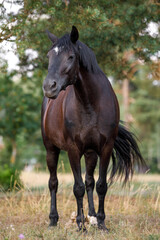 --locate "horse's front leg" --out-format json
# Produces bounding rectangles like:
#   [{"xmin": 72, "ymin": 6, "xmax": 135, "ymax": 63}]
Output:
[
  {"xmin": 68, "ymin": 150, "xmax": 86, "ymax": 231},
  {"xmin": 96, "ymin": 143, "xmax": 113, "ymax": 231},
  {"xmin": 46, "ymin": 146, "xmax": 60, "ymax": 227},
  {"xmin": 84, "ymin": 151, "xmax": 97, "ymax": 224}
]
